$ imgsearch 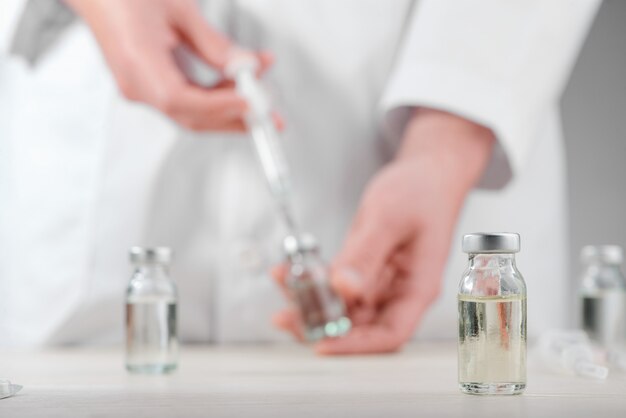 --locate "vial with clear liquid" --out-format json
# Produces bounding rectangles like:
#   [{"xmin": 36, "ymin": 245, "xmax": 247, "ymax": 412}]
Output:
[
  {"xmin": 126, "ymin": 247, "xmax": 178, "ymax": 374},
  {"xmin": 458, "ymin": 233, "xmax": 527, "ymax": 395},
  {"xmin": 579, "ymin": 245, "xmax": 626, "ymax": 349},
  {"xmin": 283, "ymin": 234, "xmax": 351, "ymax": 341}
]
